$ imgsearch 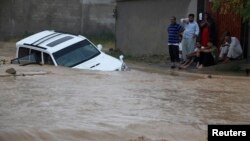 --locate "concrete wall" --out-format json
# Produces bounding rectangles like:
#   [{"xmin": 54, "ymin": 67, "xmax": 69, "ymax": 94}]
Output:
[
  {"xmin": 116, "ymin": 0, "xmax": 198, "ymax": 56},
  {"xmin": 0, "ymin": 0, "xmax": 115, "ymax": 40},
  {"xmin": 81, "ymin": 0, "xmax": 114, "ymax": 4},
  {"xmin": 248, "ymin": 26, "xmax": 250, "ymax": 62}
]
